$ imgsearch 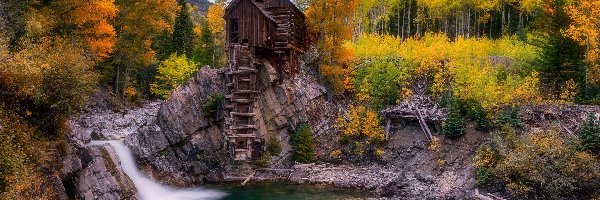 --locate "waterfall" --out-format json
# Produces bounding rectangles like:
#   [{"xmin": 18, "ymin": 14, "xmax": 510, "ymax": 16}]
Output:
[{"xmin": 89, "ymin": 140, "xmax": 227, "ymax": 200}]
